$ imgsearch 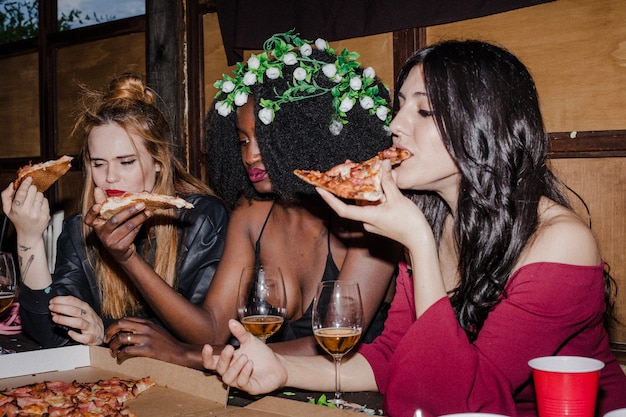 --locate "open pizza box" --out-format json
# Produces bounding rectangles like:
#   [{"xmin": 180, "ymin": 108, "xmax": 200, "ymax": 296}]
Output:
[{"xmin": 0, "ymin": 345, "xmax": 358, "ymax": 416}]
